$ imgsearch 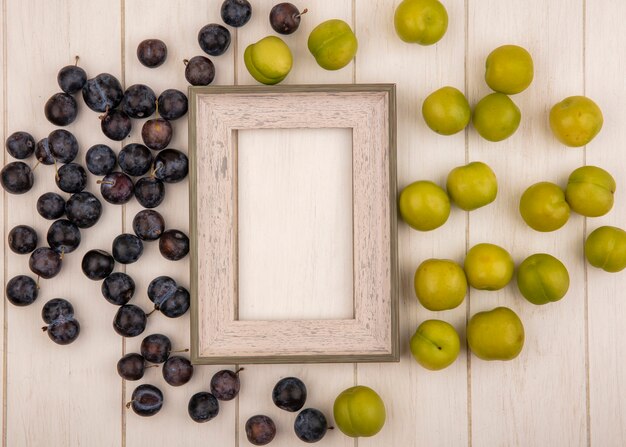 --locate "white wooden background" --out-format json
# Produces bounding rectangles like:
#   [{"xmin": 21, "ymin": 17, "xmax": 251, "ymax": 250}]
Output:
[{"xmin": 1, "ymin": 0, "xmax": 625, "ymax": 446}]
